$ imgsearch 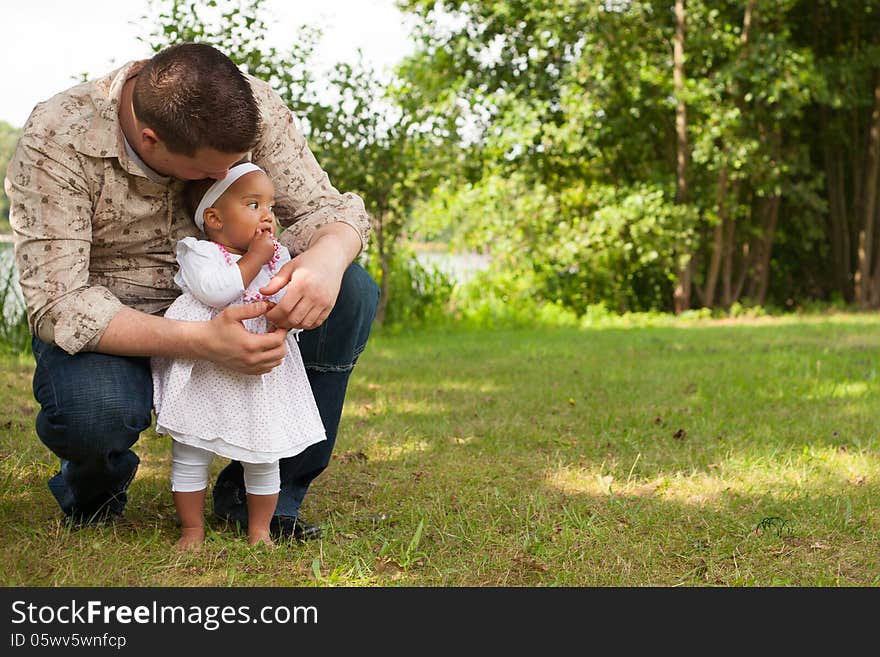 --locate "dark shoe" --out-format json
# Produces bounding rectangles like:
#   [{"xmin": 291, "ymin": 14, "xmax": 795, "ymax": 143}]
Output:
[
  {"xmin": 64, "ymin": 507, "xmax": 120, "ymax": 529},
  {"xmin": 270, "ymin": 516, "xmax": 323, "ymax": 542}
]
